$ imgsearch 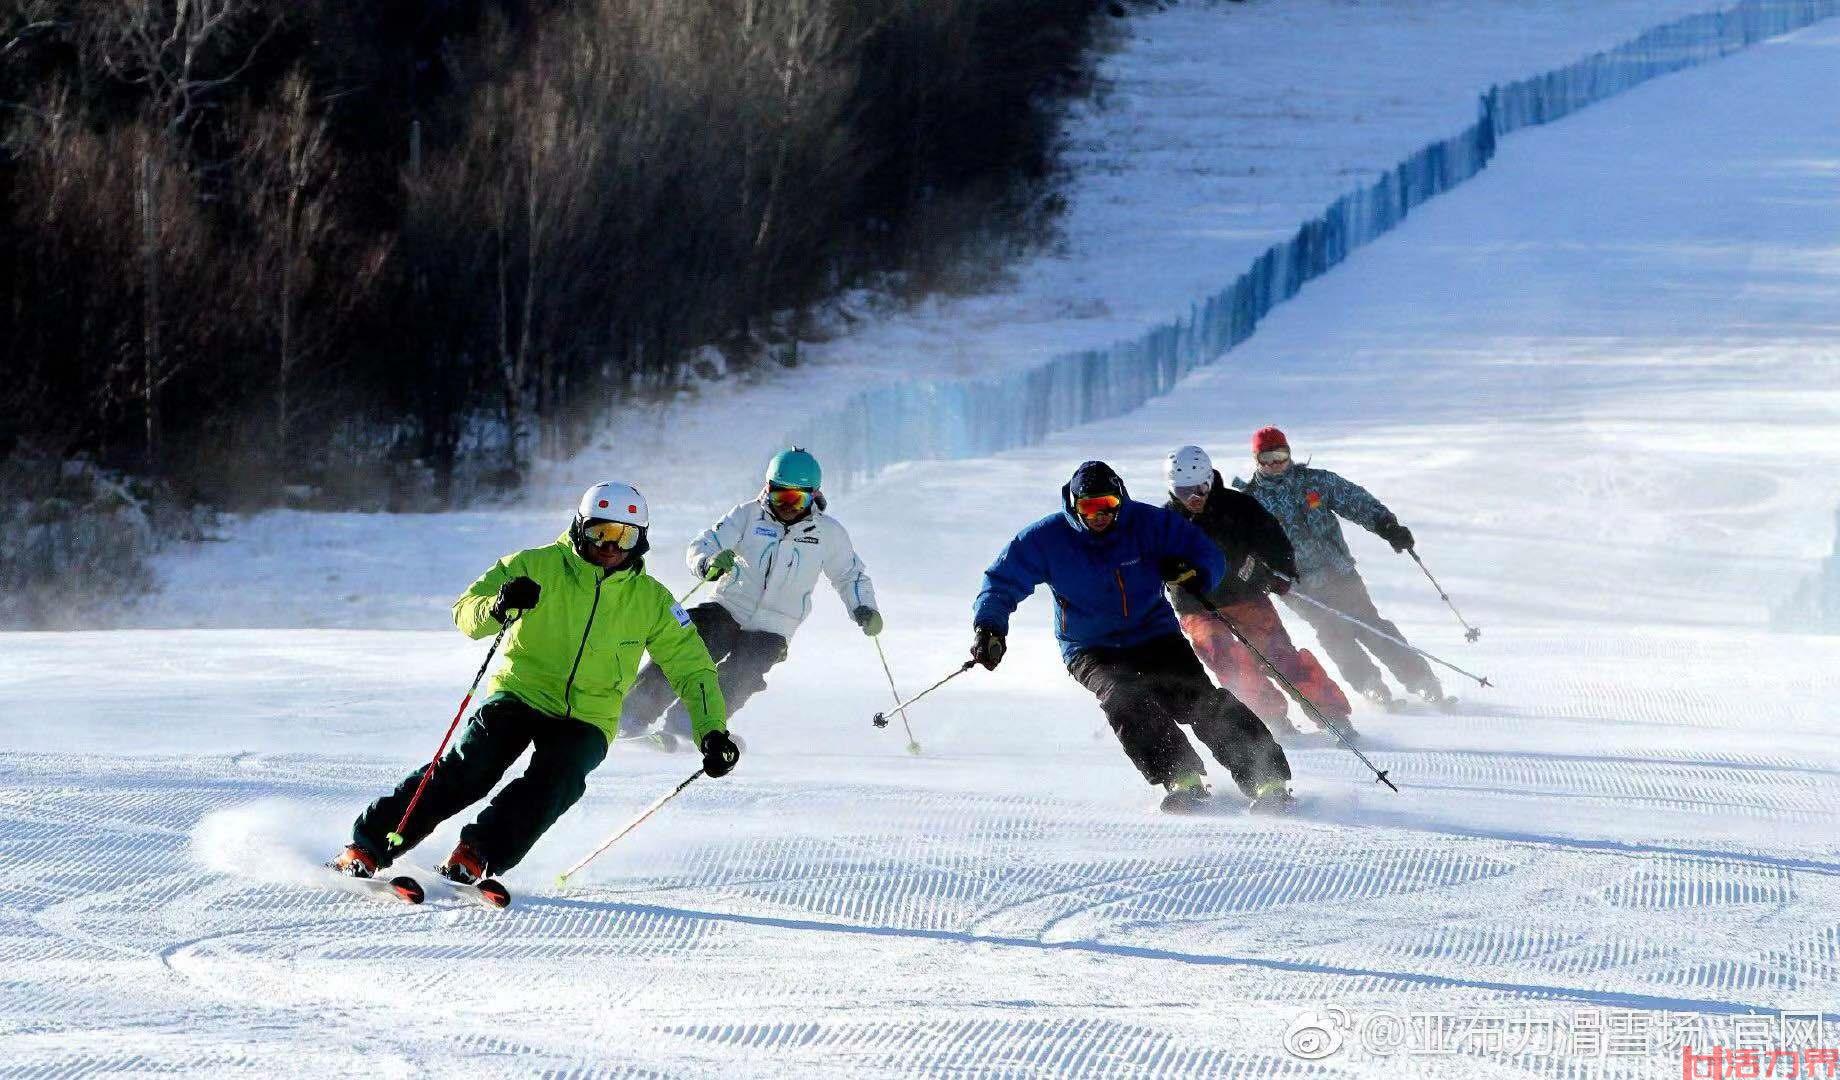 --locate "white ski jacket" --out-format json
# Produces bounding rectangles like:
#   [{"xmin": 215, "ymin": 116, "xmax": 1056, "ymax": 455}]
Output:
[{"xmin": 686, "ymin": 500, "xmax": 878, "ymax": 640}]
